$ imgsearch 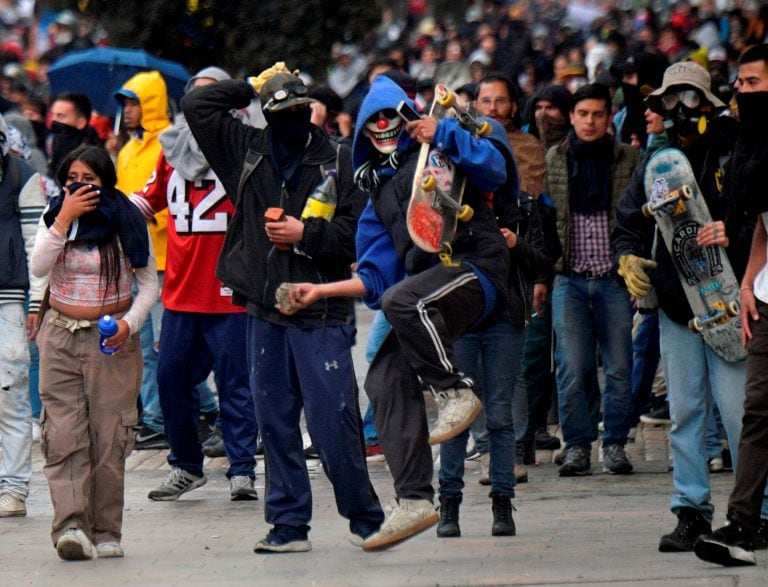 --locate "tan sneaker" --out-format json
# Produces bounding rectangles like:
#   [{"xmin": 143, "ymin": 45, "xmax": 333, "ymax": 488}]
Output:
[
  {"xmin": 514, "ymin": 463, "xmax": 528, "ymax": 484},
  {"xmin": 362, "ymin": 499, "xmax": 438, "ymax": 551},
  {"xmin": 96, "ymin": 541, "xmax": 124, "ymax": 558},
  {"xmin": 0, "ymin": 491, "xmax": 26, "ymax": 517},
  {"xmin": 429, "ymin": 386, "xmax": 482, "ymax": 445}
]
